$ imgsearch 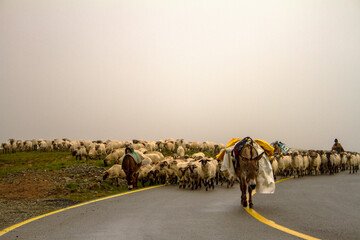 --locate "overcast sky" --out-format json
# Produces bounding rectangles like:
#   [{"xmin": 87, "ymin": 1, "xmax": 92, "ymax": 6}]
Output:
[{"xmin": 1, "ymin": 0, "xmax": 359, "ymax": 151}]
